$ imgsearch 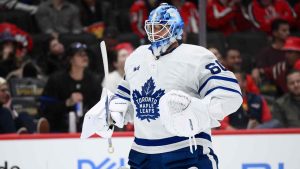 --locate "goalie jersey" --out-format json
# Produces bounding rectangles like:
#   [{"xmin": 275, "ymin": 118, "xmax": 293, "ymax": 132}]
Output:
[{"xmin": 116, "ymin": 44, "xmax": 242, "ymax": 154}]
